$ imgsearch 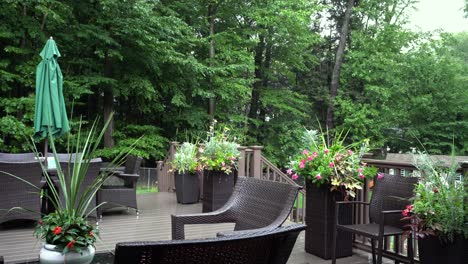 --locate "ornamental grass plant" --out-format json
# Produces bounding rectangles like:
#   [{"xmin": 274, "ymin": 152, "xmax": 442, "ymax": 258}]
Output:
[
  {"xmin": 287, "ymin": 128, "xmax": 377, "ymax": 198},
  {"xmin": 171, "ymin": 142, "xmax": 200, "ymax": 174},
  {"xmin": 402, "ymin": 152, "xmax": 467, "ymax": 241},
  {"xmin": 199, "ymin": 120, "xmax": 240, "ymax": 174}
]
